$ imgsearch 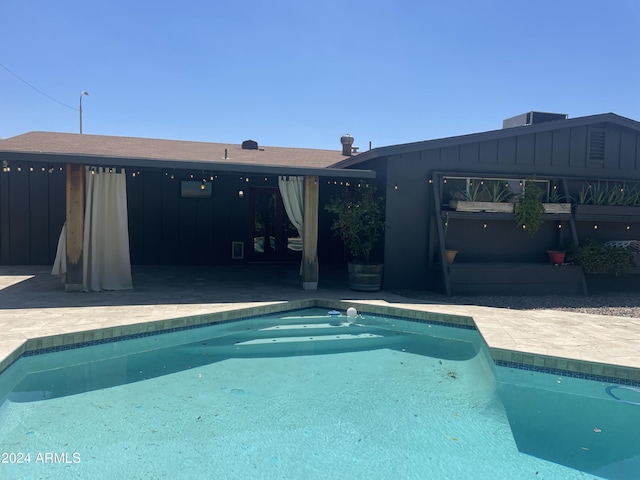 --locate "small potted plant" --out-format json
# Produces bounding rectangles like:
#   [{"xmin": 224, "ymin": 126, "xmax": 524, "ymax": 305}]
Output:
[
  {"xmin": 546, "ymin": 249, "xmax": 566, "ymax": 265},
  {"xmin": 325, "ymin": 181, "xmax": 385, "ymax": 291},
  {"xmin": 443, "ymin": 212, "xmax": 458, "ymax": 264}
]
